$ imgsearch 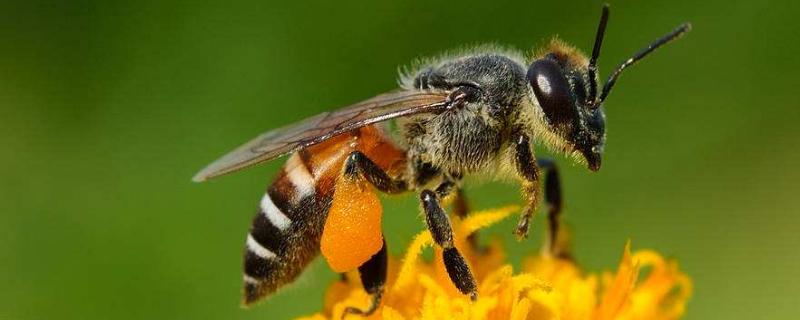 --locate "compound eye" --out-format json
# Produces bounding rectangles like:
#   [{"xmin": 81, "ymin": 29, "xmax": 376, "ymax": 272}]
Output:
[{"xmin": 527, "ymin": 59, "xmax": 577, "ymax": 128}]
